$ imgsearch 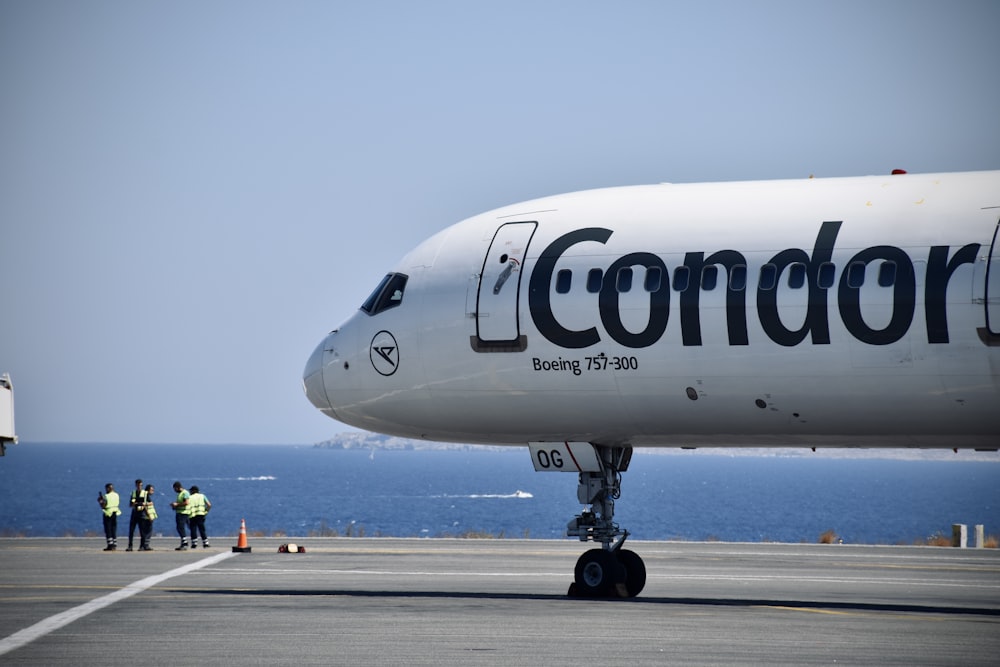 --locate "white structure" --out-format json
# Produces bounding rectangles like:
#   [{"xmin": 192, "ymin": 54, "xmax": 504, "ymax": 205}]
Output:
[{"xmin": 0, "ymin": 373, "xmax": 16, "ymax": 456}]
